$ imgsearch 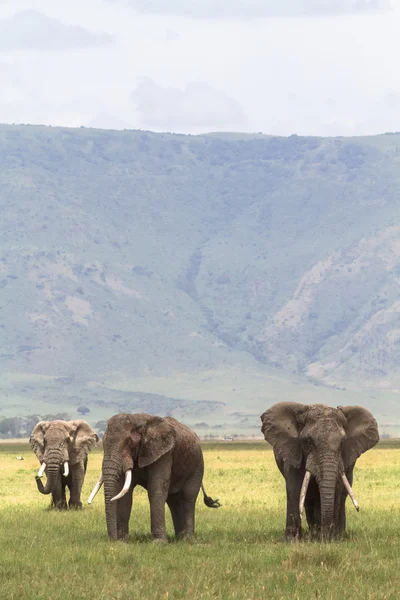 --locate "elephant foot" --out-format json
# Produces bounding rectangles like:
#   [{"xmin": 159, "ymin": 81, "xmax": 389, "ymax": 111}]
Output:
[
  {"xmin": 284, "ymin": 528, "xmax": 302, "ymax": 543},
  {"xmin": 322, "ymin": 529, "xmax": 344, "ymax": 543},
  {"xmin": 306, "ymin": 524, "xmax": 321, "ymax": 540},
  {"xmin": 54, "ymin": 501, "xmax": 68, "ymax": 510},
  {"xmin": 152, "ymin": 536, "xmax": 168, "ymax": 545},
  {"xmin": 117, "ymin": 529, "xmax": 128, "ymax": 541},
  {"xmin": 176, "ymin": 531, "xmax": 194, "ymax": 542},
  {"xmin": 69, "ymin": 500, "xmax": 83, "ymax": 509},
  {"xmin": 108, "ymin": 535, "xmax": 125, "ymax": 542}
]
